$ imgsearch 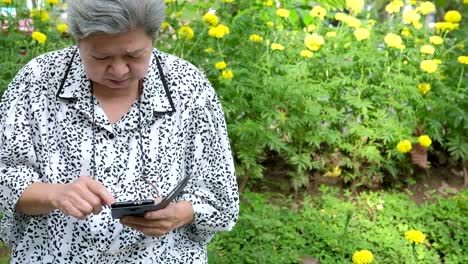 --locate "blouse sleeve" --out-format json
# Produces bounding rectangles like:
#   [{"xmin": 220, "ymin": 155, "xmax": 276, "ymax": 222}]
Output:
[
  {"xmin": 0, "ymin": 62, "xmax": 42, "ymax": 219},
  {"xmin": 179, "ymin": 81, "xmax": 239, "ymax": 243}
]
